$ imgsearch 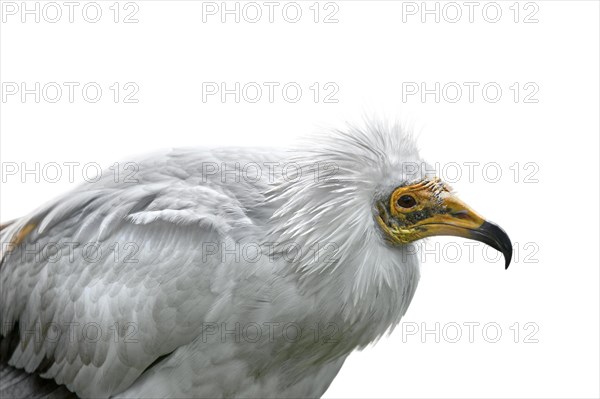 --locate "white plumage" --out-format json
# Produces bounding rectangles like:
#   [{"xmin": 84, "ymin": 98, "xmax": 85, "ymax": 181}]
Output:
[{"xmin": 0, "ymin": 122, "xmax": 510, "ymax": 398}]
